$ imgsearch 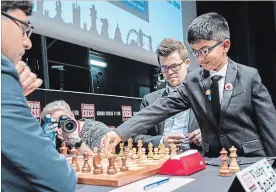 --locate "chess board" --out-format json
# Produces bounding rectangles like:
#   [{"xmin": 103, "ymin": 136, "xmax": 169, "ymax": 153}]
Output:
[{"xmin": 67, "ymin": 155, "xmax": 166, "ymax": 187}]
